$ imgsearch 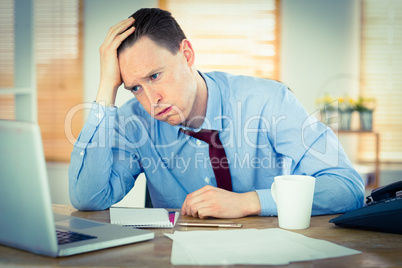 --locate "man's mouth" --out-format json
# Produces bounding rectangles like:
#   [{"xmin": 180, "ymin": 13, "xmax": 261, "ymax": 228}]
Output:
[{"xmin": 156, "ymin": 106, "xmax": 172, "ymax": 116}]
